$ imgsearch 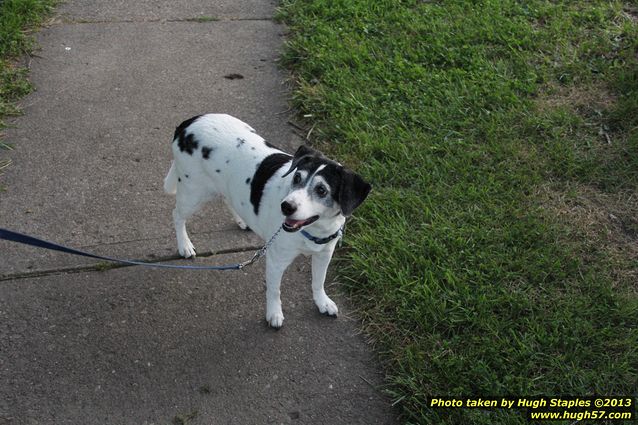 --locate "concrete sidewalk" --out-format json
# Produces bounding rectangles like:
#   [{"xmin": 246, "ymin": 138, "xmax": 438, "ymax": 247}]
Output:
[{"xmin": 0, "ymin": 1, "xmax": 398, "ymax": 424}]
